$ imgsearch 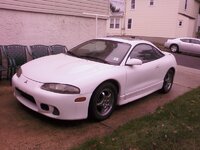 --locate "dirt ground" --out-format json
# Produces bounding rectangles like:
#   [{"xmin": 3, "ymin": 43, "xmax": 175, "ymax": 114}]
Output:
[{"xmin": 0, "ymin": 66, "xmax": 200, "ymax": 150}]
